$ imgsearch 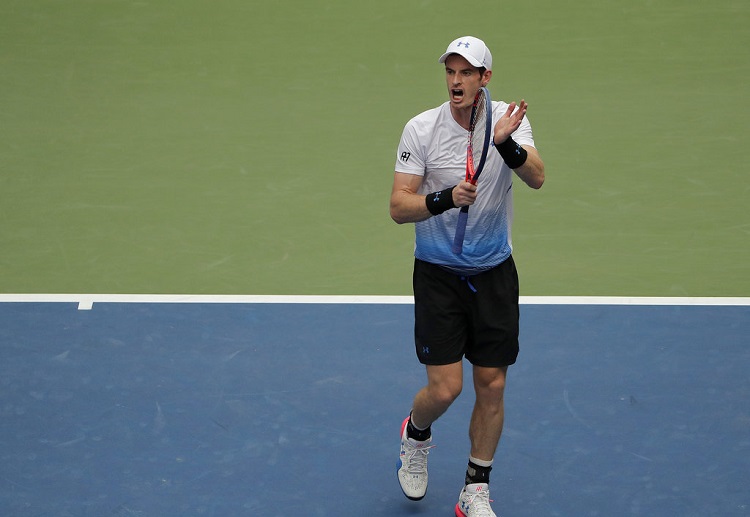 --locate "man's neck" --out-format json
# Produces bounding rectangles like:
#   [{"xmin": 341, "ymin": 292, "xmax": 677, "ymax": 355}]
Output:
[{"xmin": 450, "ymin": 104, "xmax": 472, "ymax": 130}]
